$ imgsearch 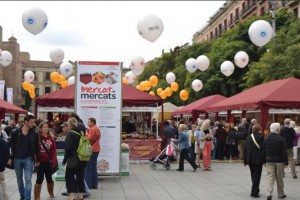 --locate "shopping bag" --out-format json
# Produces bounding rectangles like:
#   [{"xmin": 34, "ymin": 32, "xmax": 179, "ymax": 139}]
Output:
[{"xmin": 166, "ymin": 144, "xmax": 173, "ymax": 156}]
